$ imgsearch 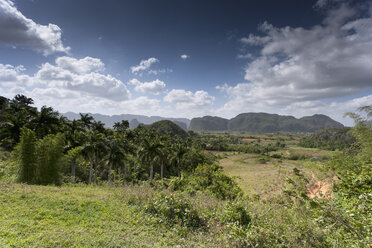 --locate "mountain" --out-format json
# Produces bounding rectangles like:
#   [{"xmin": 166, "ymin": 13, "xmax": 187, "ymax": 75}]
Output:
[
  {"xmin": 189, "ymin": 116, "xmax": 228, "ymax": 131},
  {"xmin": 63, "ymin": 112, "xmax": 190, "ymax": 129},
  {"xmin": 129, "ymin": 119, "xmax": 141, "ymax": 129},
  {"xmin": 145, "ymin": 120, "xmax": 188, "ymax": 137},
  {"xmin": 63, "ymin": 111, "xmax": 343, "ymax": 133},
  {"xmin": 190, "ymin": 113, "xmax": 343, "ymax": 132}
]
